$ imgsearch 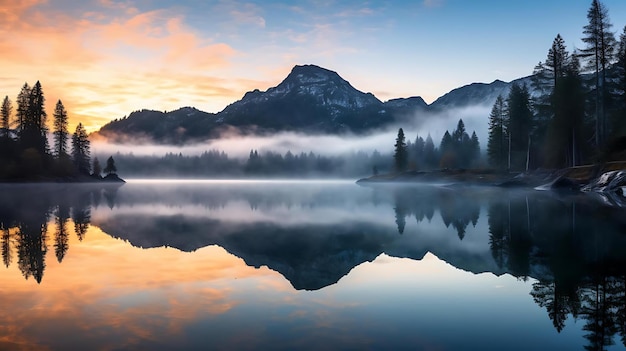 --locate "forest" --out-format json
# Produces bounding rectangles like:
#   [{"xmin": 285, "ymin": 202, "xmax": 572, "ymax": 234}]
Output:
[
  {"xmin": 484, "ymin": 0, "xmax": 626, "ymax": 171},
  {"xmin": 0, "ymin": 82, "xmax": 119, "ymax": 181}
]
